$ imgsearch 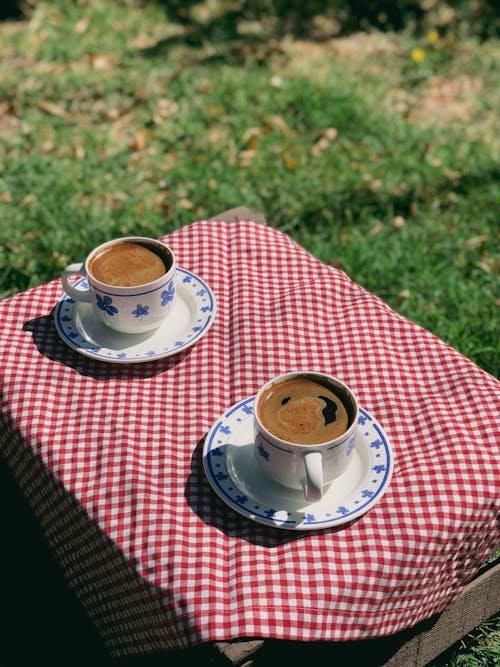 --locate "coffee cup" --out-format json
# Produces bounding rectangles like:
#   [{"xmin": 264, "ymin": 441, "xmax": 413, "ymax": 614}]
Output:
[
  {"xmin": 61, "ymin": 236, "xmax": 176, "ymax": 334},
  {"xmin": 254, "ymin": 371, "xmax": 359, "ymax": 502}
]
